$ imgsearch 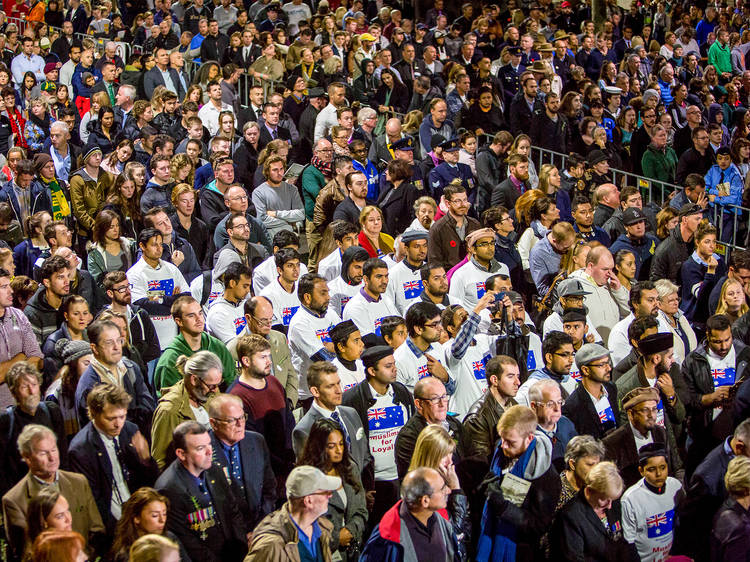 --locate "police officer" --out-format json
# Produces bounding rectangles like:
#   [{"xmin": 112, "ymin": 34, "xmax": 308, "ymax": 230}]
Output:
[
  {"xmin": 498, "ymin": 46, "xmax": 525, "ymax": 110},
  {"xmin": 428, "ymin": 137, "xmax": 475, "ymax": 201},
  {"xmin": 378, "ymin": 136, "xmax": 426, "ymax": 194}
]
